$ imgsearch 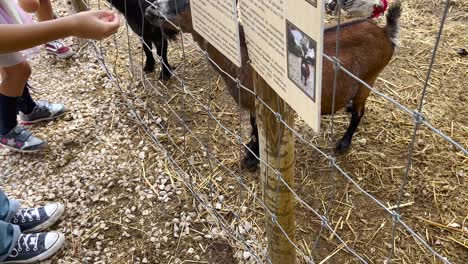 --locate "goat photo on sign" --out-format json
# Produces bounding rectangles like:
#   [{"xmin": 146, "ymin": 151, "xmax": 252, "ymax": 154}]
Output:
[{"xmin": 286, "ymin": 21, "xmax": 317, "ymax": 101}]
